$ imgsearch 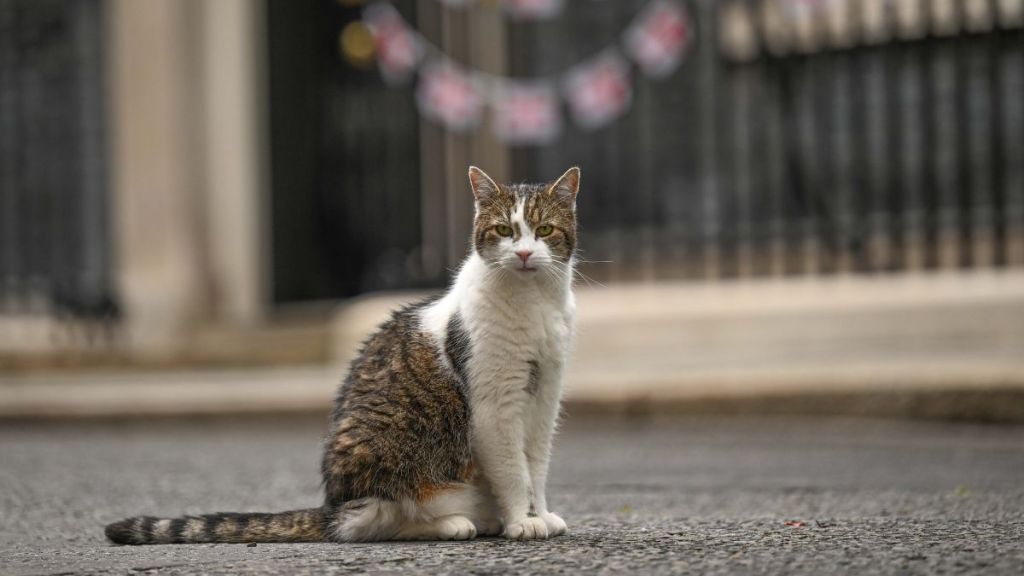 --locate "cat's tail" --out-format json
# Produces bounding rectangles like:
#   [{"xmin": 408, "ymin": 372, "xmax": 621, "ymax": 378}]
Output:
[{"xmin": 104, "ymin": 507, "xmax": 328, "ymax": 545}]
